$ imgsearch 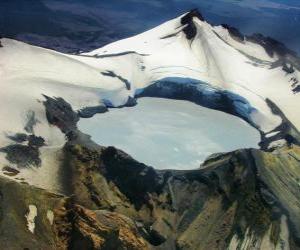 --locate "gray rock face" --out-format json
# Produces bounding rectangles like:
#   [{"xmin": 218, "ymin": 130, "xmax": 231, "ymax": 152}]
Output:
[
  {"xmin": 61, "ymin": 140, "xmax": 300, "ymax": 249},
  {"xmin": 101, "ymin": 70, "xmax": 131, "ymax": 90},
  {"xmin": 43, "ymin": 95, "xmax": 79, "ymax": 134},
  {"xmin": 78, "ymin": 105, "xmax": 108, "ymax": 118},
  {"xmin": 0, "ymin": 134, "xmax": 45, "ymax": 168},
  {"xmin": 137, "ymin": 77, "xmax": 257, "ymax": 127},
  {"xmin": 181, "ymin": 9, "xmax": 205, "ymax": 40}
]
